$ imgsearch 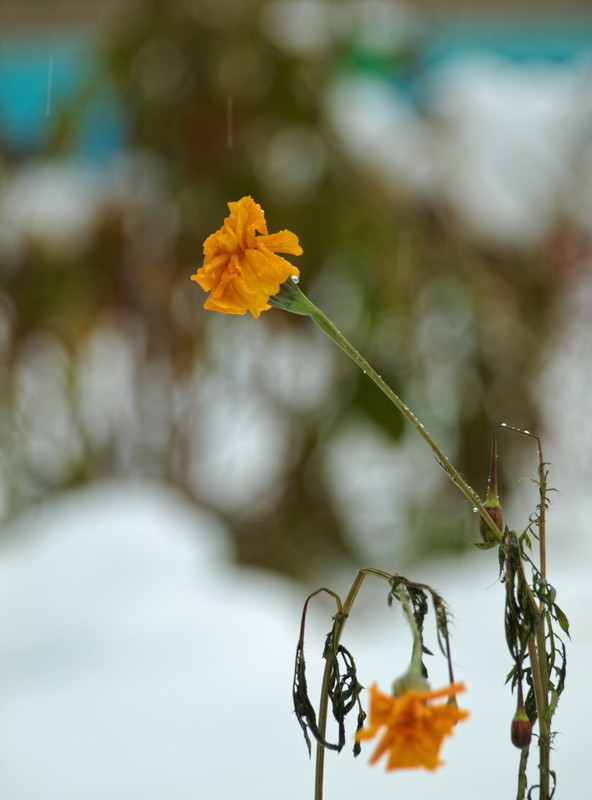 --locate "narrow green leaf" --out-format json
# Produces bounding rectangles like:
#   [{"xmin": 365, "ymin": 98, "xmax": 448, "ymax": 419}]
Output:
[{"xmin": 553, "ymin": 603, "xmax": 570, "ymax": 637}]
